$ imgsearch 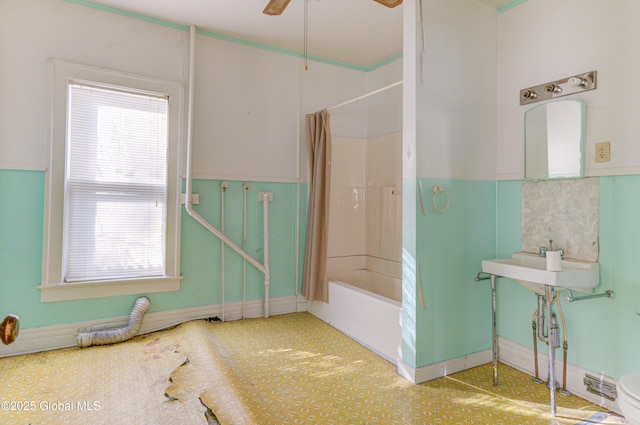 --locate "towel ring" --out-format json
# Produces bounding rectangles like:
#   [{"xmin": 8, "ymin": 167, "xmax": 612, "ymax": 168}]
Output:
[{"xmin": 432, "ymin": 185, "xmax": 450, "ymax": 212}]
